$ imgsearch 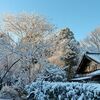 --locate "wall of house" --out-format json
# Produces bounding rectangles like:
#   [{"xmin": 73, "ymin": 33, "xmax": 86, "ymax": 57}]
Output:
[{"xmin": 84, "ymin": 61, "xmax": 100, "ymax": 73}]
